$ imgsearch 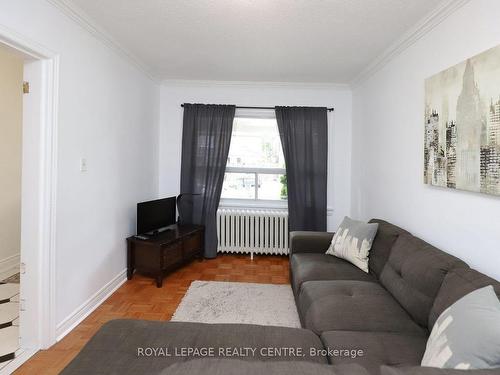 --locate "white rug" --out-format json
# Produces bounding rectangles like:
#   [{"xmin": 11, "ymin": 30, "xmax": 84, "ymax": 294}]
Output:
[{"xmin": 171, "ymin": 281, "xmax": 301, "ymax": 328}]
